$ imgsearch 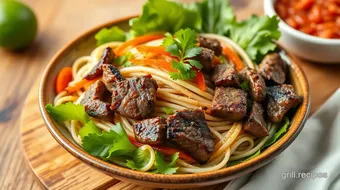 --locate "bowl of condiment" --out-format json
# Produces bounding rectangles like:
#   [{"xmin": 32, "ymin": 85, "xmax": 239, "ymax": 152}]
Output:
[{"xmin": 264, "ymin": 0, "xmax": 340, "ymax": 63}]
